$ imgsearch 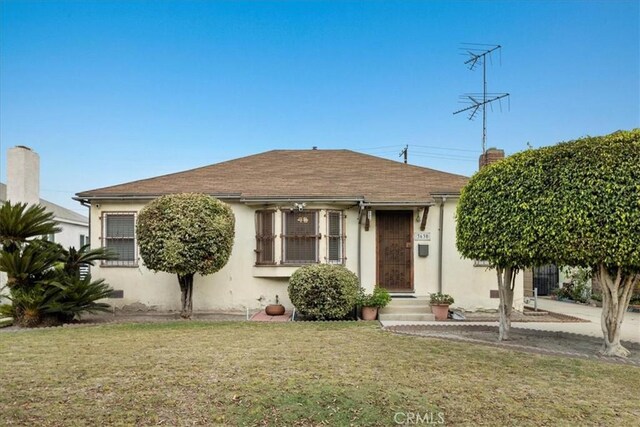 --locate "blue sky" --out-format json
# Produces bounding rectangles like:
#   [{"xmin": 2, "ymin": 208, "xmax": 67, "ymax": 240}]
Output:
[{"xmin": 1, "ymin": 1, "xmax": 638, "ymax": 213}]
